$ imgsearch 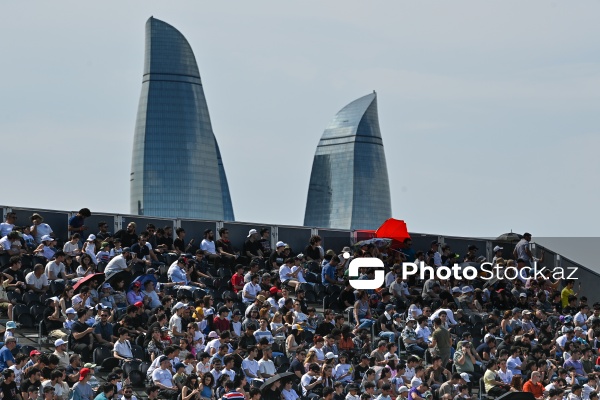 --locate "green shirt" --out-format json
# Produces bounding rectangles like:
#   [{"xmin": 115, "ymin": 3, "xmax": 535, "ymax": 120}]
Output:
[{"xmin": 432, "ymin": 327, "xmax": 451, "ymax": 352}]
